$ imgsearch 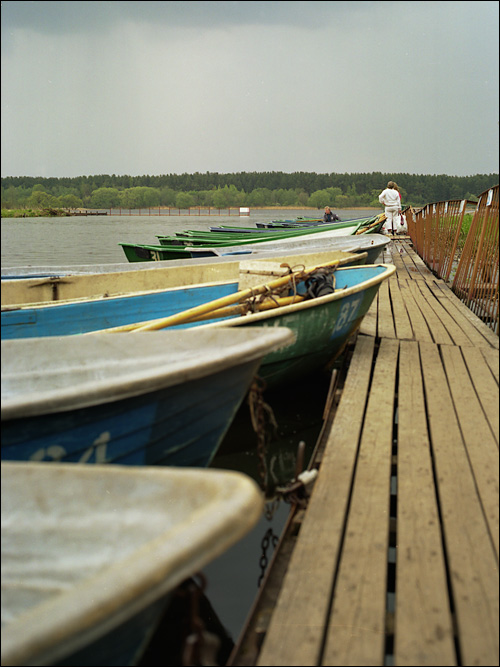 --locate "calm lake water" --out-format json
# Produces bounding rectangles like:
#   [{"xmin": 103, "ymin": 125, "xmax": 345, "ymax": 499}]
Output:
[
  {"xmin": 0, "ymin": 208, "xmax": 379, "ymax": 267},
  {"xmin": 1, "ymin": 208, "xmax": 377, "ymax": 656}
]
